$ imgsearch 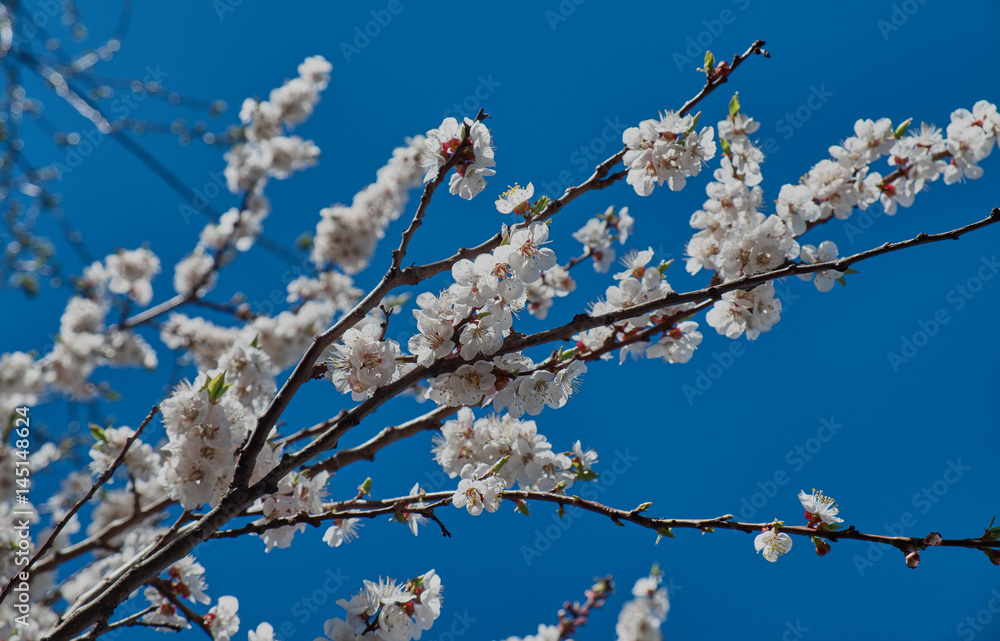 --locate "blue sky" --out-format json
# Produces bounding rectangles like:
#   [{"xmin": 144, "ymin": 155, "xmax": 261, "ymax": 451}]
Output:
[{"xmin": 6, "ymin": 1, "xmax": 1000, "ymax": 640}]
